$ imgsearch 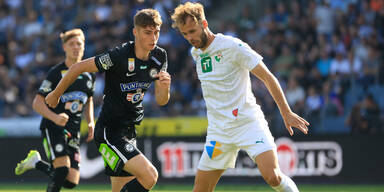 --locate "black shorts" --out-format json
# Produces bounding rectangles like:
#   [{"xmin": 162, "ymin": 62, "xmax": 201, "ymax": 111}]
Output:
[
  {"xmin": 41, "ymin": 127, "xmax": 81, "ymax": 170},
  {"xmin": 94, "ymin": 119, "xmax": 141, "ymax": 177}
]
